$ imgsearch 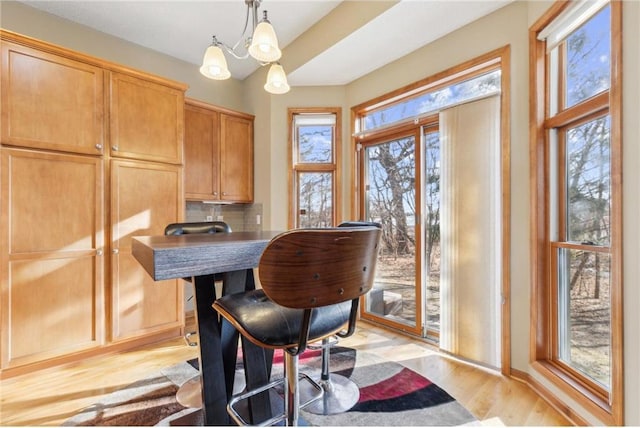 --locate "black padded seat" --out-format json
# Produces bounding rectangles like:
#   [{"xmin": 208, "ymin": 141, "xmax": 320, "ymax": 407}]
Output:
[
  {"xmin": 213, "ymin": 290, "xmax": 351, "ymax": 348},
  {"xmin": 164, "ymin": 221, "xmax": 231, "ymax": 236}
]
